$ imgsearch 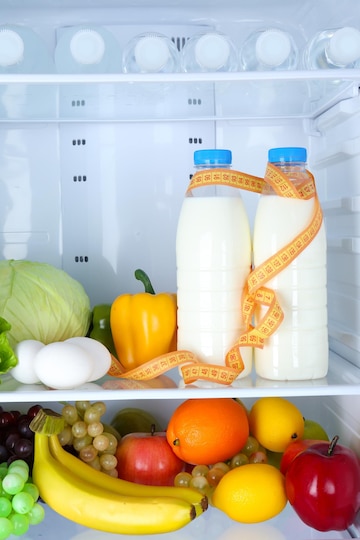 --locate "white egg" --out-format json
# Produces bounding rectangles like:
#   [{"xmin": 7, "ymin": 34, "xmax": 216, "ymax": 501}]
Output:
[
  {"xmin": 34, "ymin": 341, "xmax": 95, "ymax": 390},
  {"xmin": 65, "ymin": 337, "xmax": 112, "ymax": 382},
  {"xmin": 11, "ymin": 340, "xmax": 45, "ymax": 384}
]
